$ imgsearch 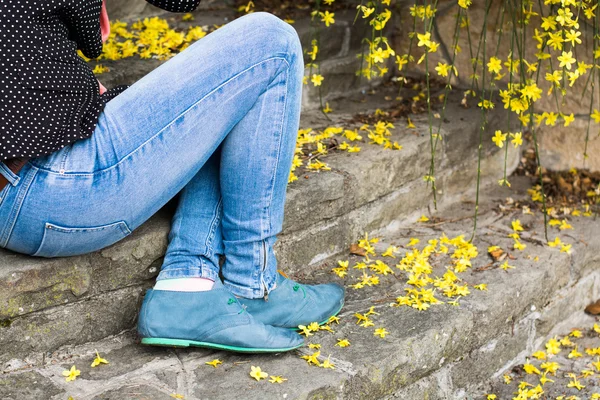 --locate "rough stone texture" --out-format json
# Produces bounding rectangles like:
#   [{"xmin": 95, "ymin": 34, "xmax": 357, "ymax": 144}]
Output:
[
  {"xmin": 0, "ymin": 177, "xmax": 597, "ymax": 399},
  {"xmin": 0, "ymin": 2, "xmax": 591, "ymax": 386},
  {"xmin": 0, "ymin": 77, "xmax": 518, "ymax": 363},
  {"xmin": 105, "ymin": 0, "xmax": 234, "ymax": 20},
  {"xmin": 0, "ymin": 371, "xmax": 64, "ymax": 400}
]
